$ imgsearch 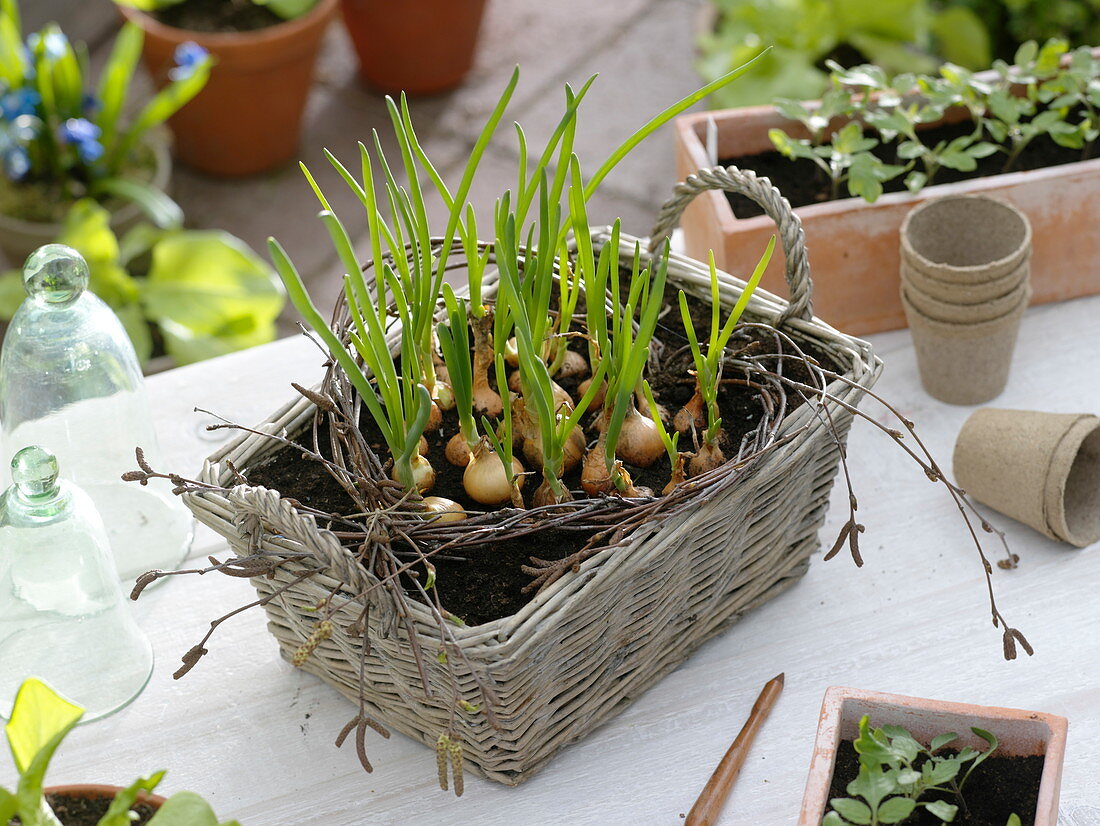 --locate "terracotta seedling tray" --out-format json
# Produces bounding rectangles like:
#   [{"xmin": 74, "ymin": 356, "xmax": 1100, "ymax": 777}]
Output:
[
  {"xmin": 674, "ymin": 75, "xmax": 1100, "ymax": 335},
  {"xmin": 800, "ymin": 687, "xmax": 1068, "ymax": 825}
]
